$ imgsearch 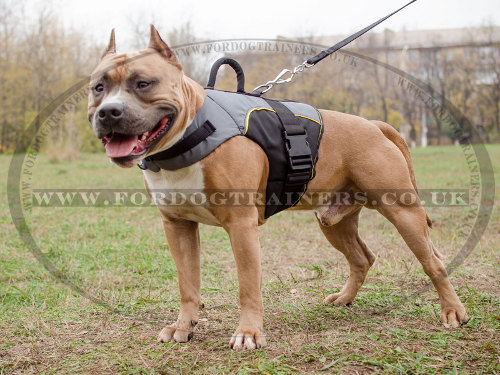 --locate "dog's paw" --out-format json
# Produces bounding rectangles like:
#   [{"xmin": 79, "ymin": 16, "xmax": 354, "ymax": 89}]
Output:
[
  {"xmin": 157, "ymin": 321, "xmax": 196, "ymax": 343},
  {"xmin": 441, "ymin": 307, "xmax": 469, "ymax": 329},
  {"xmin": 229, "ymin": 326, "xmax": 266, "ymax": 351},
  {"xmin": 323, "ymin": 291, "xmax": 354, "ymax": 306}
]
